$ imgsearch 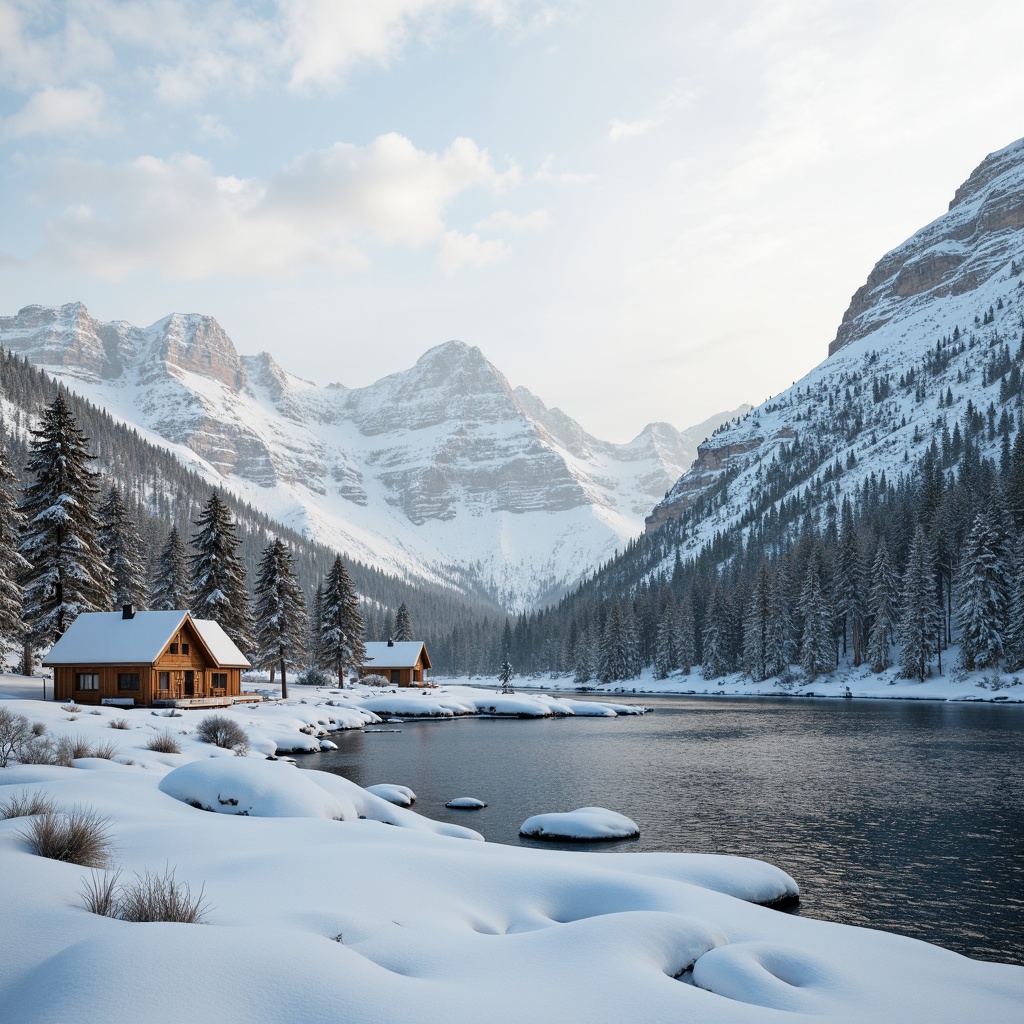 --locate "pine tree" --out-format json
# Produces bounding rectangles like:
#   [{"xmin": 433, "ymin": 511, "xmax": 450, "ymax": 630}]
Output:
[
  {"xmin": 307, "ymin": 582, "xmax": 324, "ymax": 668},
  {"xmin": 742, "ymin": 560, "xmax": 772, "ymax": 680},
  {"xmin": 676, "ymin": 594, "xmax": 696, "ymax": 674},
  {"xmin": 498, "ymin": 653, "xmax": 515, "ymax": 692},
  {"xmin": 701, "ymin": 581, "xmax": 730, "ymax": 680},
  {"xmin": 190, "ymin": 492, "xmax": 254, "ymax": 653},
  {"xmin": 764, "ymin": 560, "xmax": 794, "ymax": 678},
  {"xmin": 955, "ymin": 511, "xmax": 1010, "ymax": 671},
  {"xmin": 98, "ymin": 486, "xmax": 146, "ymax": 610},
  {"xmin": 18, "ymin": 391, "xmax": 112, "ymax": 655},
  {"xmin": 898, "ymin": 525, "xmax": 941, "ymax": 681},
  {"xmin": 866, "ymin": 539, "xmax": 899, "ymax": 673},
  {"xmin": 316, "ymin": 555, "xmax": 366, "ymax": 685},
  {"xmin": 598, "ymin": 606, "xmax": 629, "ymax": 683},
  {"xmin": 799, "ymin": 546, "xmax": 833, "ymax": 679},
  {"xmin": 653, "ymin": 614, "xmax": 677, "ymax": 679},
  {"xmin": 150, "ymin": 526, "xmax": 192, "ymax": 611},
  {"xmin": 254, "ymin": 538, "xmax": 307, "ymax": 699},
  {"xmin": 392, "ymin": 602, "xmax": 414, "ymax": 641},
  {"xmin": 0, "ymin": 437, "xmax": 28, "ymax": 660},
  {"xmin": 573, "ymin": 625, "xmax": 595, "ymax": 684}
]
